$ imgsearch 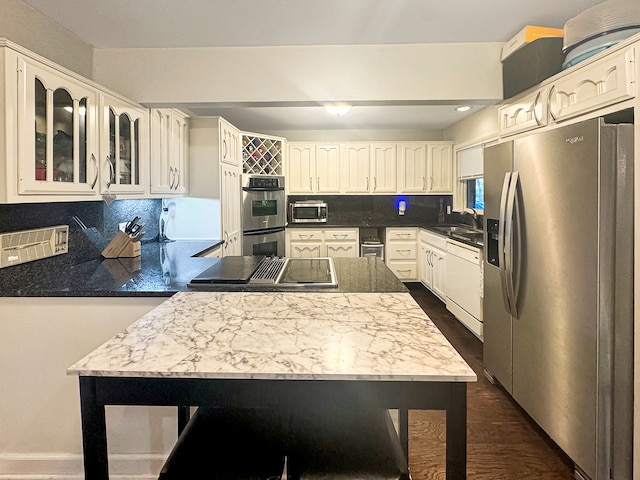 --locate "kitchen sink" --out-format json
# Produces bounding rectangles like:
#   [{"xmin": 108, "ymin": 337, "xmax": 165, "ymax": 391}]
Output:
[
  {"xmin": 433, "ymin": 226, "xmax": 483, "ymax": 235},
  {"xmin": 432, "ymin": 225, "xmax": 483, "ymax": 245}
]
